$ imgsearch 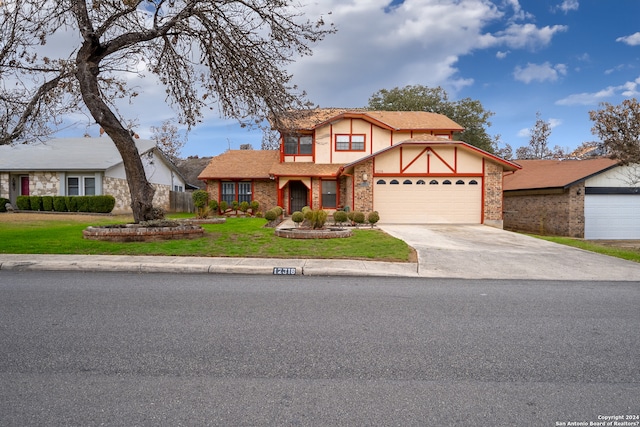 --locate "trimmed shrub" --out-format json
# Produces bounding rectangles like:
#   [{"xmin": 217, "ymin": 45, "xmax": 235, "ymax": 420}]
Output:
[
  {"xmin": 239, "ymin": 201, "xmax": 249, "ymax": 214},
  {"xmin": 367, "ymin": 211, "xmax": 380, "ymax": 227},
  {"xmin": 208, "ymin": 199, "xmax": 219, "ymax": 213},
  {"xmin": 219, "ymin": 200, "xmax": 228, "ymax": 214},
  {"xmin": 65, "ymin": 196, "xmax": 78, "ymax": 212},
  {"xmin": 250, "ymin": 200, "xmax": 259, "ymax": 215},
  {"xmin": 351, "ymin": 211, "xmax": 365, "ymax": 227},
  {"xmin": 29, "ymin": 196, "xmax": 43, "ymax": 211},
  {"xmin": 274, "ymin": 206, "xmax": 283, "ymax": 216},
  {"xmin": 53, "ymin": 196, "xmax": 67, "ymax": 212},
  {"xmin": 76, "ymin": 196, "xmax": 91, "ymax": 212},
  {"xmin": 291, "ymin": 211, "xmax": 304, "ymax": 225},
  {"xmin": 0, "ymin": 197, "xmax": 9, "ymax": 212},
  {"xmin": 231, "ymin": 200, "xmax": 239, "ymax": 213},
  {"xmin": 92, "ymin": 195, "xmax": 116, "ymax": 213},
  {"xmin": 16, "ymin": 196, "xmax": 30, "ymax": 210},
  {"xmin": 42, "ymin": 196, "xmax": 54, "ymax": 211},
  {"xmin": 333, "ymin": 210, "xmax": 348, "ymax": 225},
  {"xmin": 192, "ymin": 190, "xmax": 209, "ymax": 209},
  {"xmin": 264, "ymin": 208, "xmax": 278, "ymax": 221}
]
